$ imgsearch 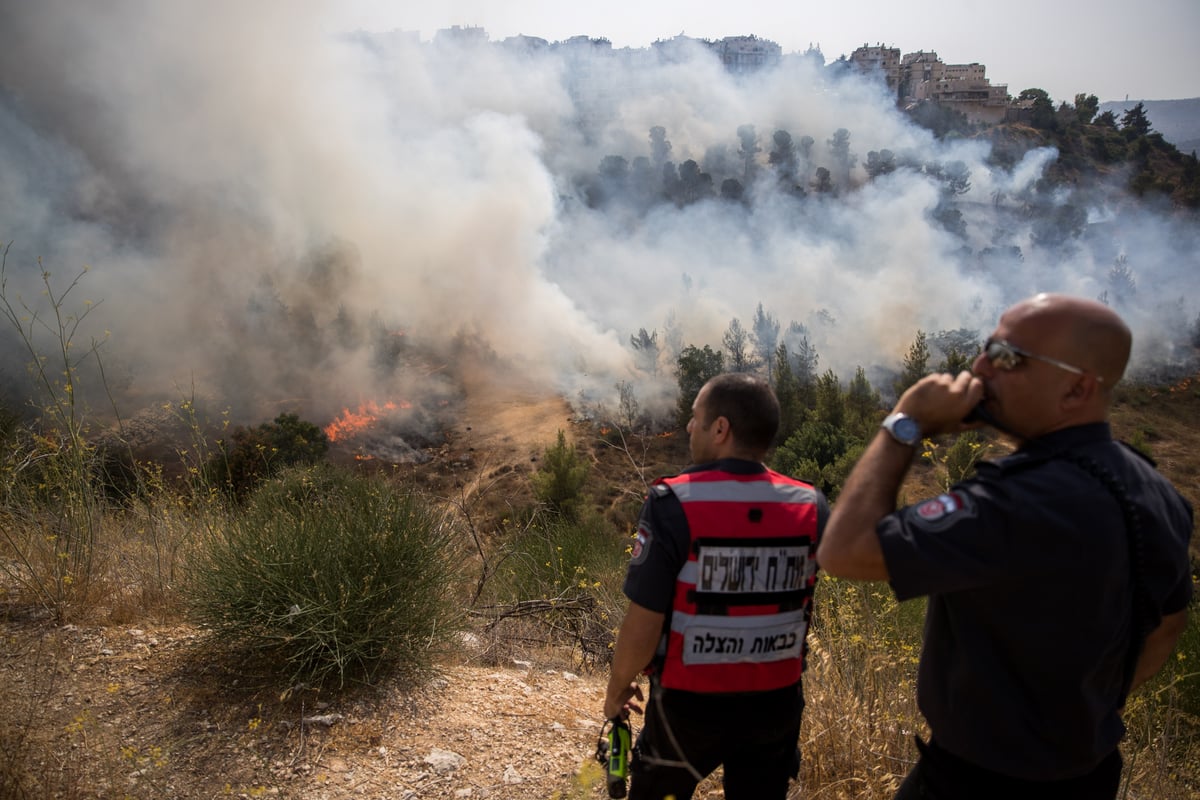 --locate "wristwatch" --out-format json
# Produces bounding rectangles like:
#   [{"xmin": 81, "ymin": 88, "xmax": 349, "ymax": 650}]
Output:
[{"xmin": 881, "ymin": 412, "xmax": 922, "ymax": 446}]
